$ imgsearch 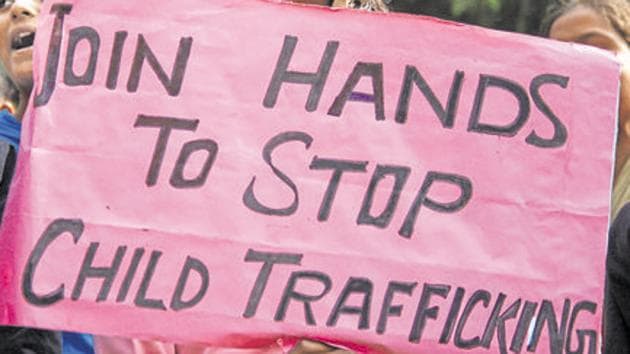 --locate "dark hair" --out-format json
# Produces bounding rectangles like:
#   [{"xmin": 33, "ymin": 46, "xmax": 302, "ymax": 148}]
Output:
[
  {"xmin": 540, "ymin": 0, "xmax": 630, "ymax": 42},
  {"xmin": 345, "ymin": 0, "xmax": 389, "ymax": 12}
]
